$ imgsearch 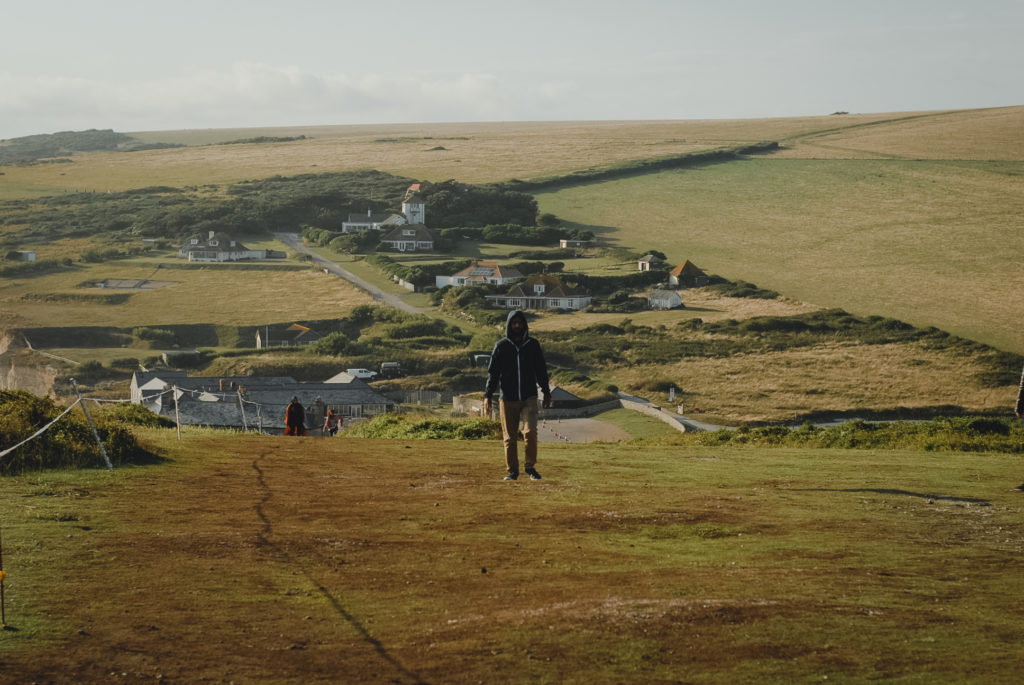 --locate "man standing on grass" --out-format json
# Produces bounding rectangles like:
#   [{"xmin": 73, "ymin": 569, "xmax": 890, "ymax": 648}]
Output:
[{"xmin": 484, "ymin": 310, "xmax": 552, "ymax": 481}]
